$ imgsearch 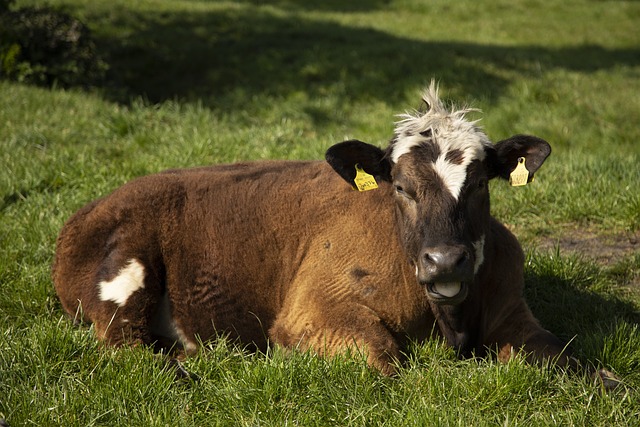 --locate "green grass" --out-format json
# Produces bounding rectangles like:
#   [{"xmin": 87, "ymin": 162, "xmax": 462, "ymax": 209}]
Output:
[{"xmin": 1, "ymin": 0, "xmax": 640, "ymax": 425}]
